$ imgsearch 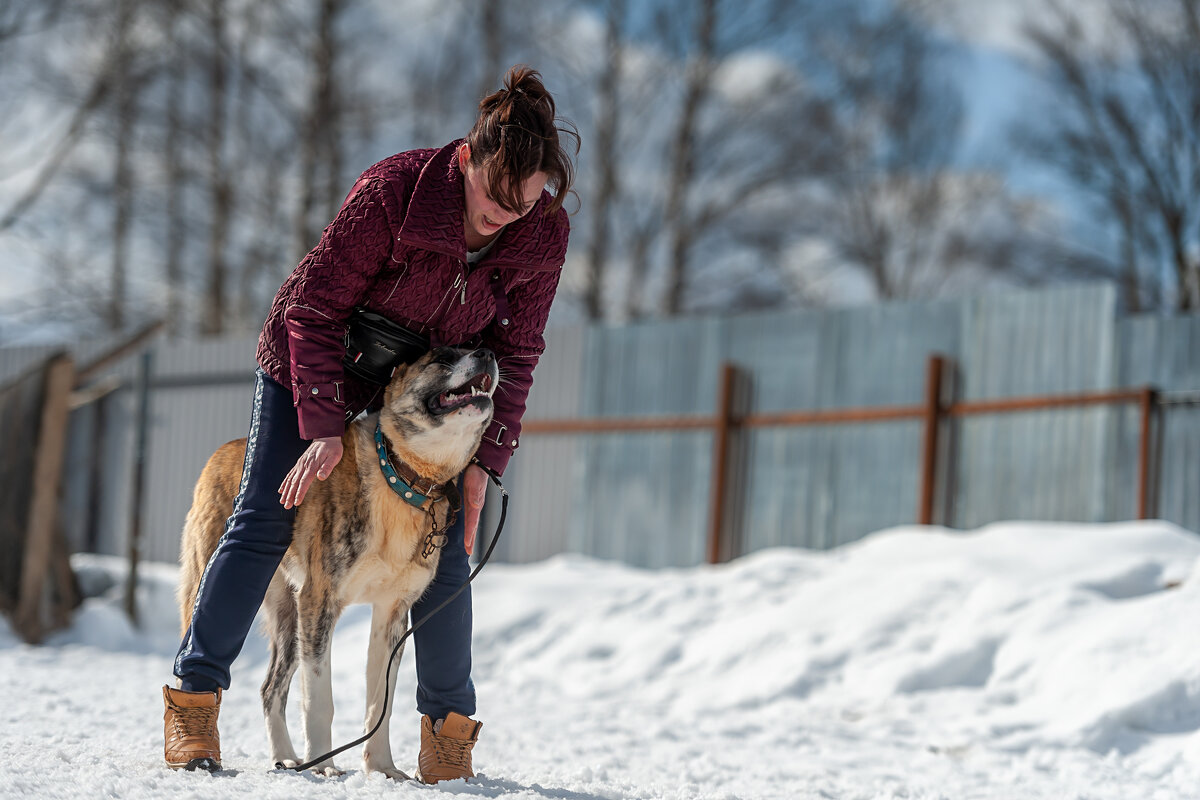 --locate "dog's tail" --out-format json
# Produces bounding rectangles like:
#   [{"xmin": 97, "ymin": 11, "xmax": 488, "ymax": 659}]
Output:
[{"xmin": 176, "ymin": 439, "xmax": 247, "ymax": 637}]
